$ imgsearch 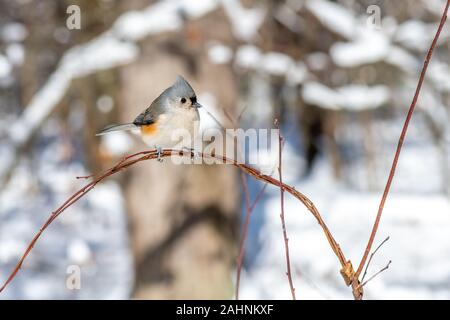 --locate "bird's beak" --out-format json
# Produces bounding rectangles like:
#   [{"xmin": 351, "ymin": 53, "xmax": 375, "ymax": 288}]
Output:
[{"xmin": 193, "ymin": 102, "xmax": 202, "ymax": 108}]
